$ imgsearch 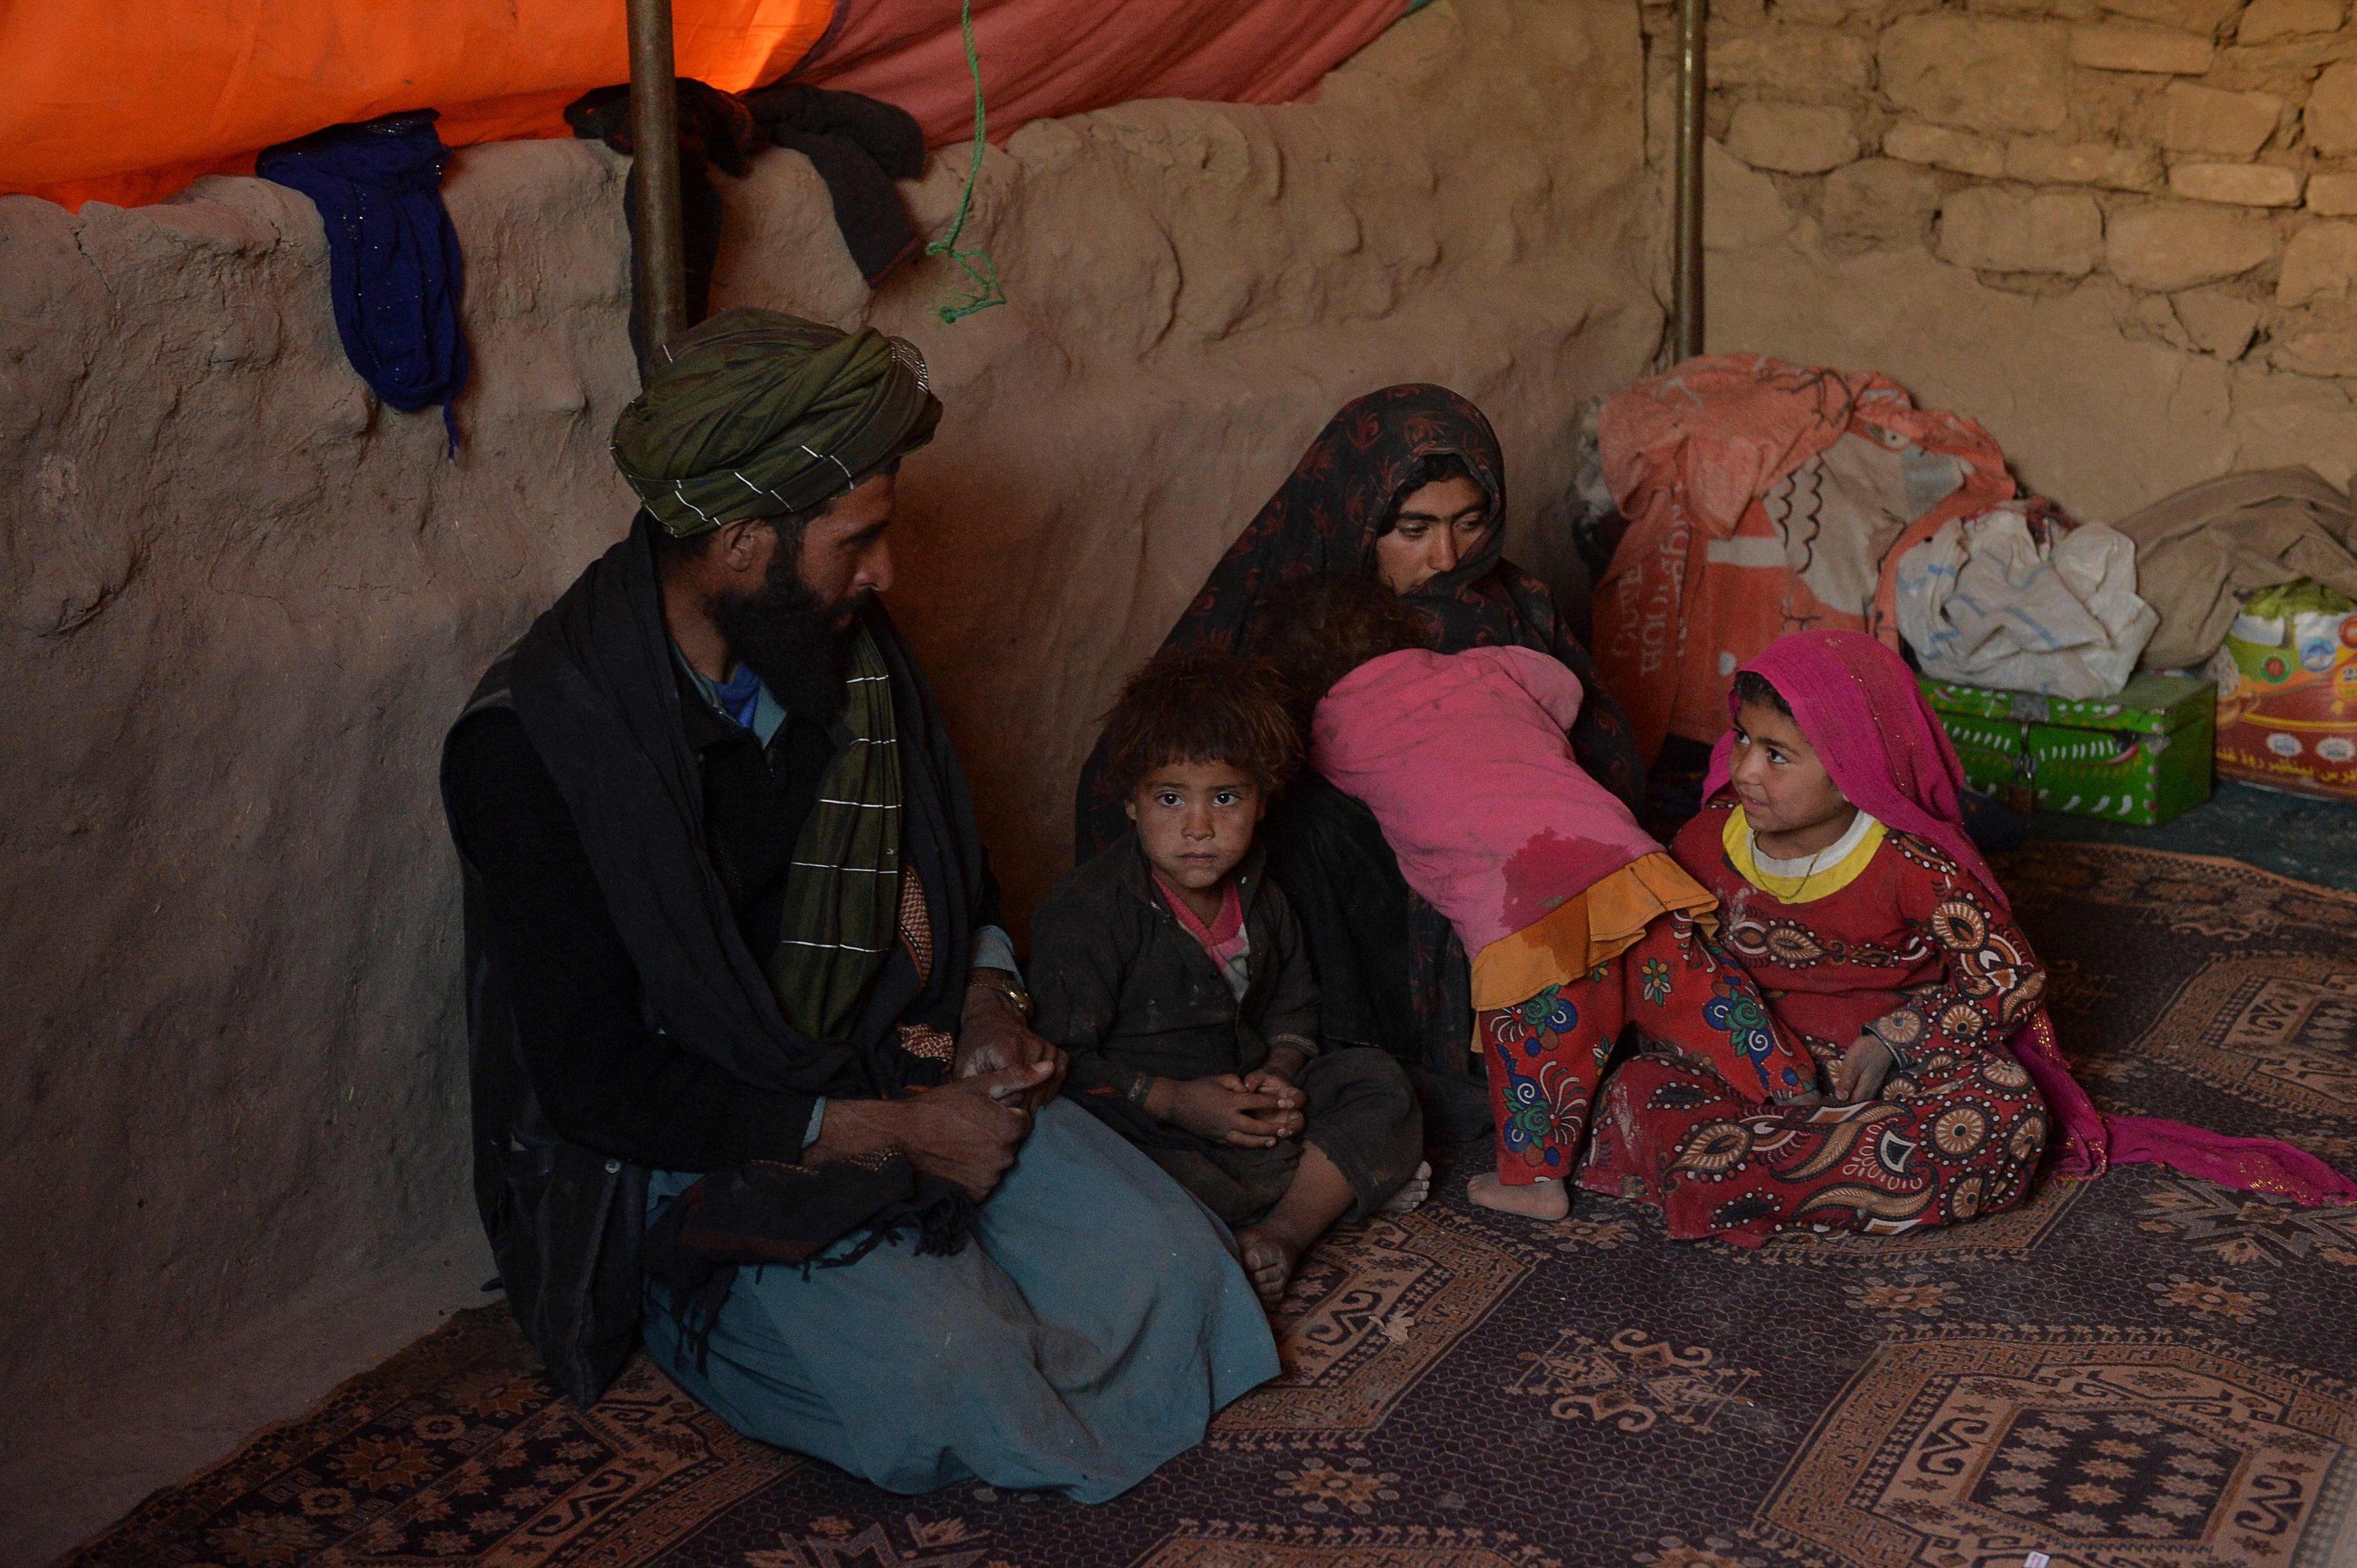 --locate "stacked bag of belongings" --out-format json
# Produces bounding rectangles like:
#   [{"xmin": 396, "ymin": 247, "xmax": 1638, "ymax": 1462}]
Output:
[
  {"xmin": 2117, "ymin": 469, "xmax": 2357, "ymax": 803},
  {"xmin": 1589, "ymin": 354, "xmax": 2192, "ymax": 825},
  {"xmin": 1593, "ymin": 354, "xmax": 2023, "ymax": 765},
  {"xmin": 1590, "ymin": 359, "xmax": 2357, "ymax": 816},
  {"xmin": 1897, "ymin": 497, "xmax": 2194, "ymax": 826},
  {"xmin": 1894, "ymin": 498, "xmax": 2154, "ymax": 701}
]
